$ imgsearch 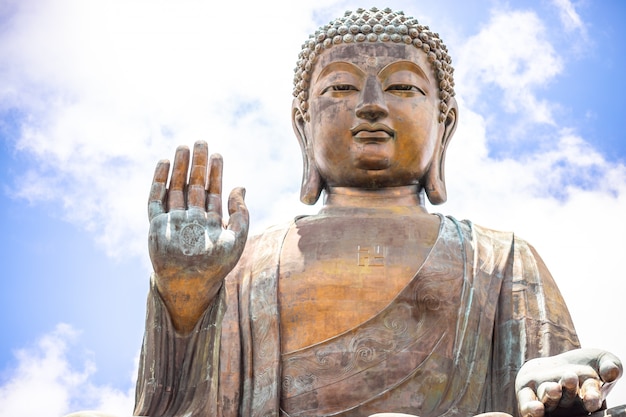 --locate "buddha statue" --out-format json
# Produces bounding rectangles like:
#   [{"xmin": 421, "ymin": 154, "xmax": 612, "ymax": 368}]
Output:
[{"xmin": 65, "ymin": 7, "xmax": 622, "ymax": 417}]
